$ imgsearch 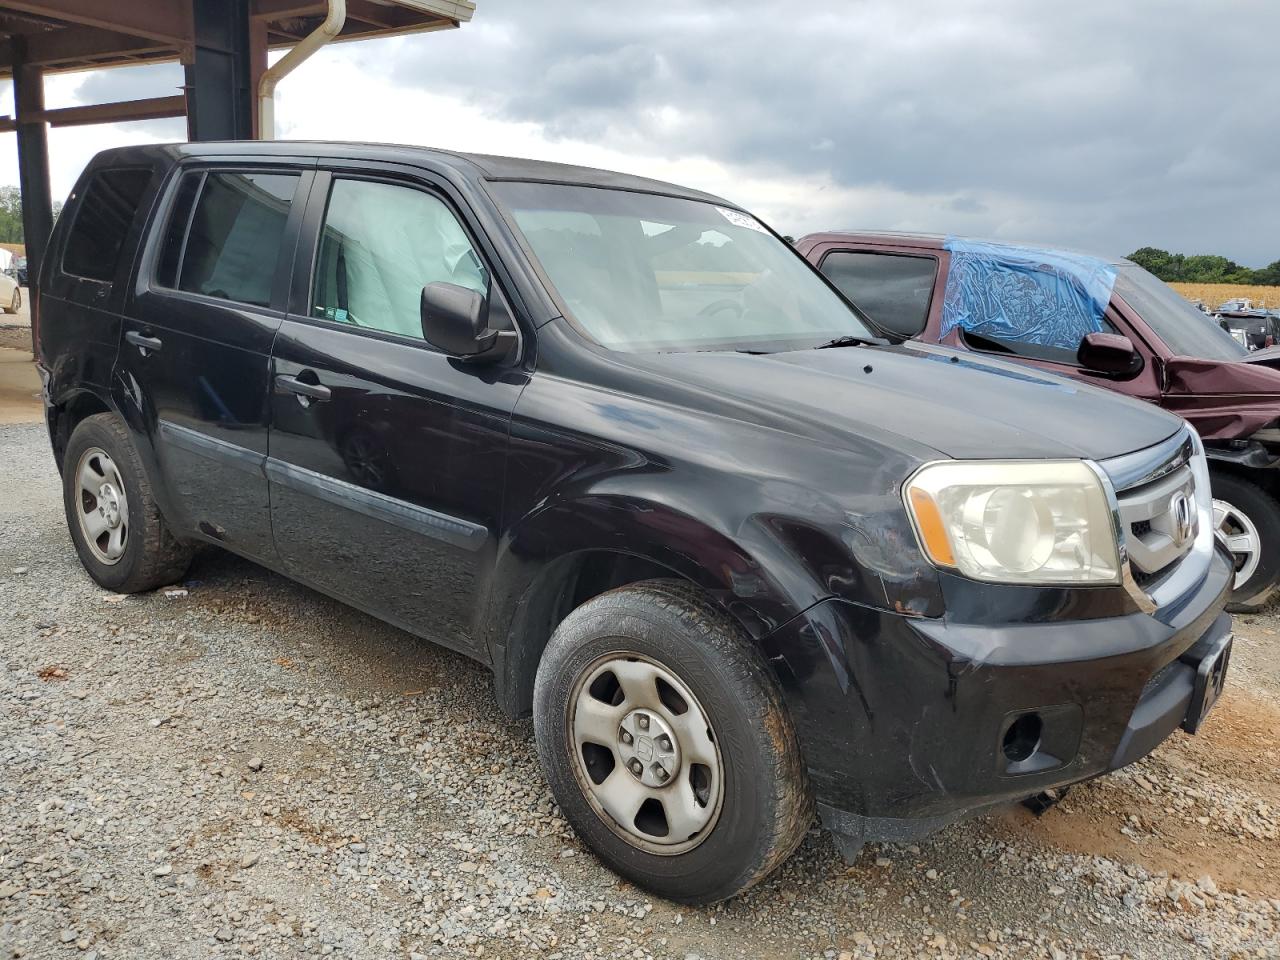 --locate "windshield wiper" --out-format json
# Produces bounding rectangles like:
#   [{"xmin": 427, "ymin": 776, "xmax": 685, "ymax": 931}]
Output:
[{"xmin": 813, "ymin": 334, "xmax": 889, "ymax": 350}]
